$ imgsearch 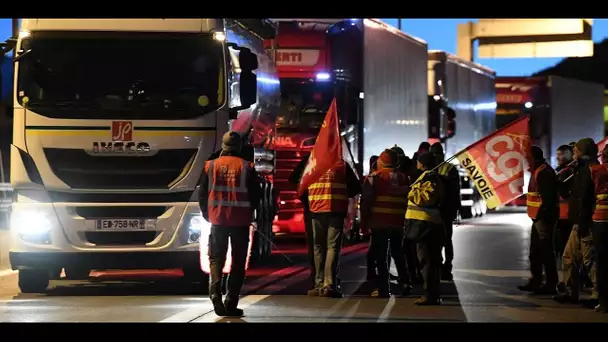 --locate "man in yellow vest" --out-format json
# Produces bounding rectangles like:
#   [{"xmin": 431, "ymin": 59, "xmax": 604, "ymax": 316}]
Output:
[
  {"xmin": 405, "ymin": 152, "xmax": 444, "ymax": 305},
  {"xmin": 430, "ymin": 143, "xmax": 461, "ymax": 281},
  {"xmin": 519, "ymin": 145, "xmax": 559, "ymax": 295}
]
